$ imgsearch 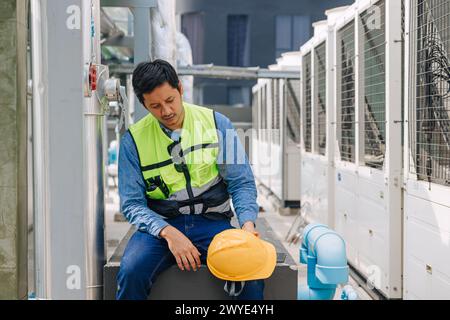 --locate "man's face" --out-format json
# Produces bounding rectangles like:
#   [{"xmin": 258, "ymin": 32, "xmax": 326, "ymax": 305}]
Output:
[{"xmin": 142, "ymin": 82, "xmax": 185, "ymax": 130}]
